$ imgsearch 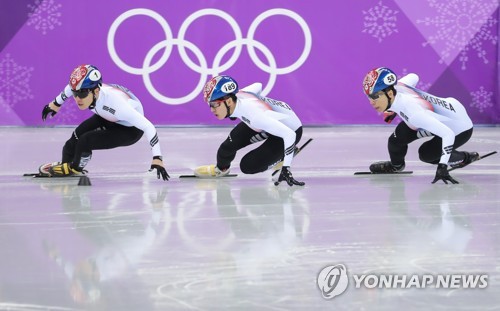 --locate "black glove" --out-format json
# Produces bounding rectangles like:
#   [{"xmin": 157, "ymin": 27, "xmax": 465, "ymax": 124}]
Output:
[
  {"xmin": 42, "ymin": 104, "xmax": 57, "ymax": 121},
  {"xmin": 150, "ymin": 164, "xmax": 170, "ymax": 181},
  {"xmin": 274, "ymin": 166, "xmax": 305, "ymax": 186},
  {"xmin": 432, "ymin": 163, "xmax": 459, "ymax": 184},
  {"xmin": 383, "ymin": 111, "xmax": 397, "ymax": 124}
]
